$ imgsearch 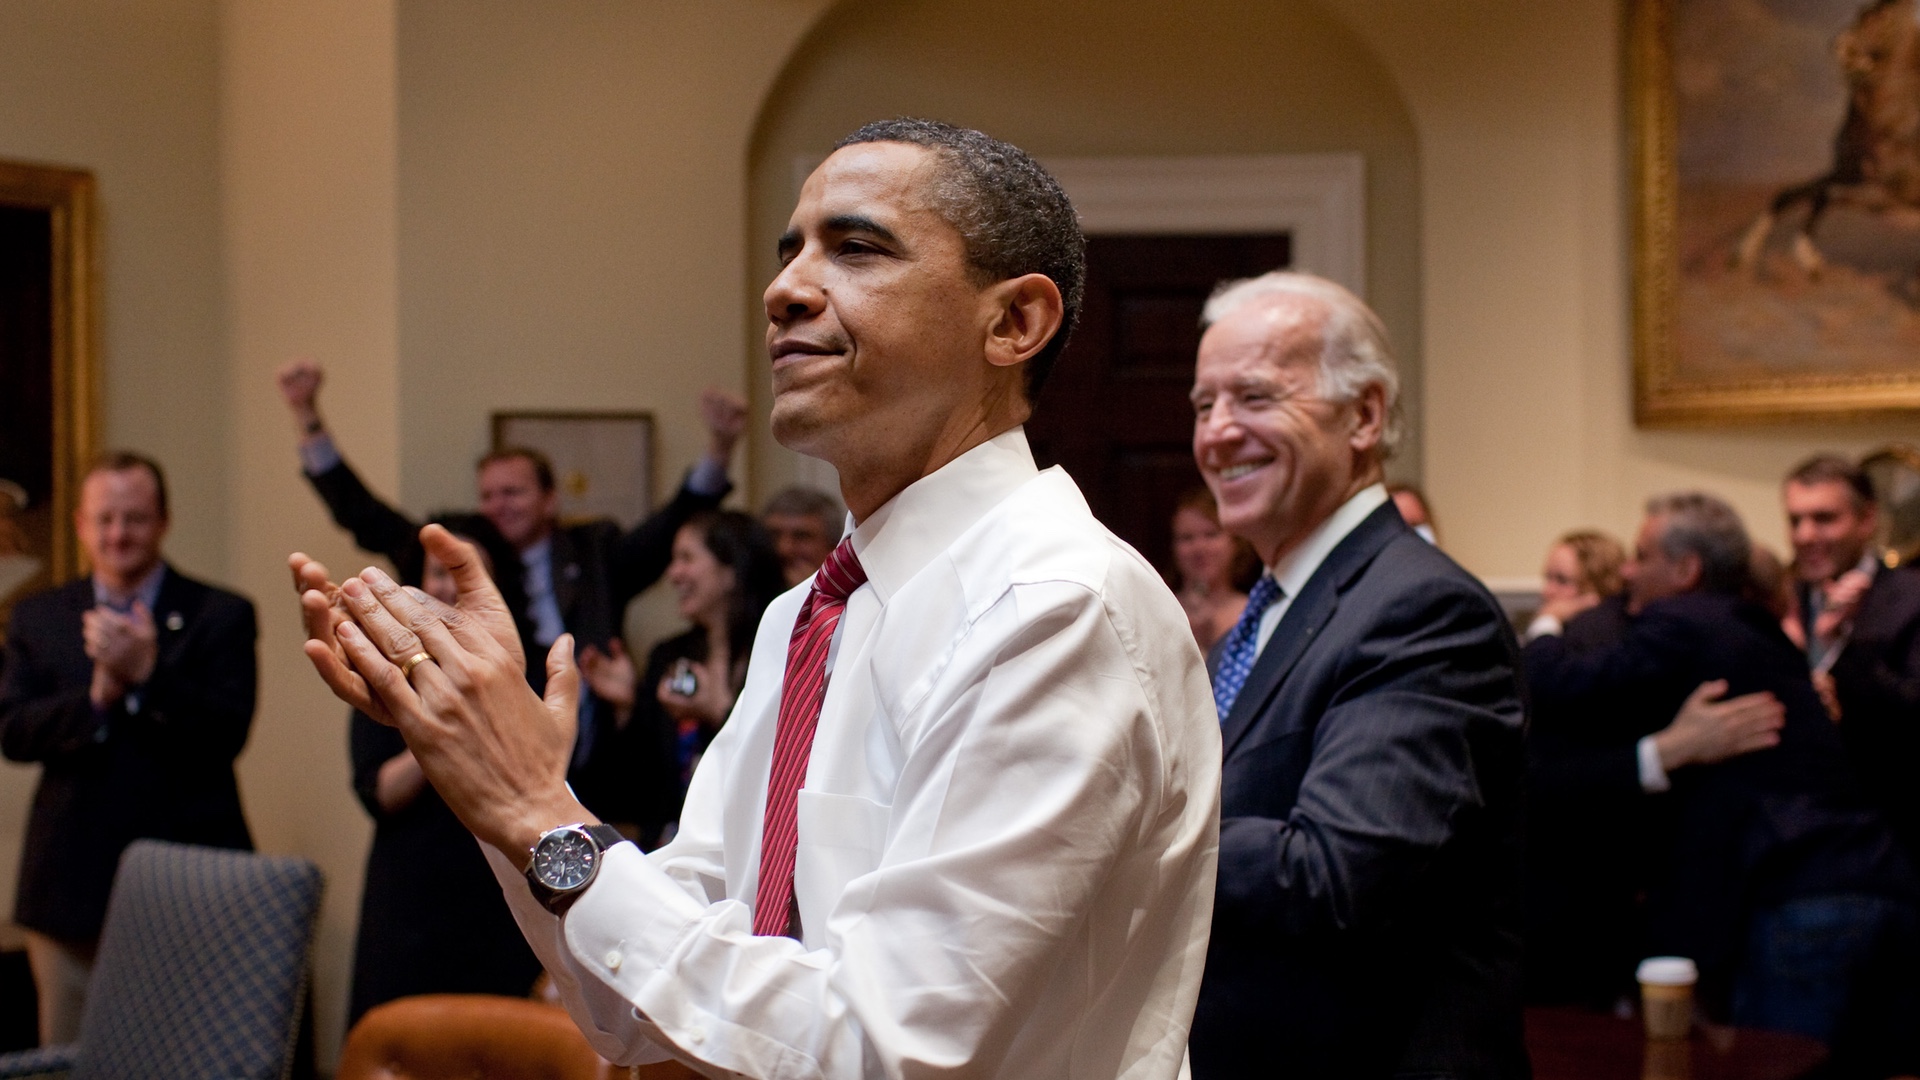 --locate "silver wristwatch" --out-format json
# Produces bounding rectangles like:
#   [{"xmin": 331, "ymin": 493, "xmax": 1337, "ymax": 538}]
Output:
[{"xmin": 524, "ymin": 822, "xmax": 627, "ymax": 915}]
